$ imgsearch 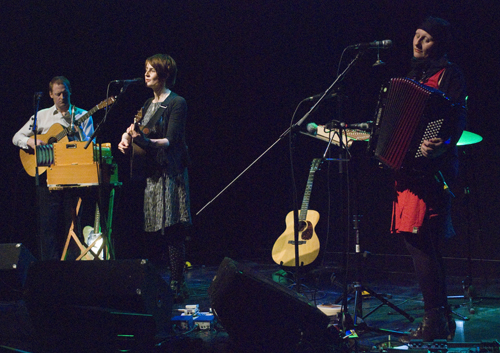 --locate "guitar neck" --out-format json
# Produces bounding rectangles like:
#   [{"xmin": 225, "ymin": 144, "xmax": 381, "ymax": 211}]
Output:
[
  {"xmin": 75, "ymin": 105, "xmax": 98, "ymax": 126},
  {"xmin": 299, "ymin": 173, "xmax": 314, "ymax": 221},
  {"xmin": 50, "ymin": 107, "xmax": 95, "ymax": 142},
  {"xmin": 299, "ymin": 159, "xmax": 321, "ymax": 221},
  {"xmin": 94, "ymin": 204, "xmax": 101, "ymax": 233},
  {"xmin": 54, "ymin": 128, "xmax": 70, "ymax": 142},
  {"xmin": 74, "ymin": 97, "xmax": 115, "ymax": 127}
]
